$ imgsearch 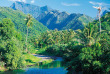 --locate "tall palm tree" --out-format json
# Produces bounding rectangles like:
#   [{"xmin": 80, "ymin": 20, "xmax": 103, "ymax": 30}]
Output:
[
  {"xmin": 25, "ymin": 14, "xmax": 33, "ymax": 52},
  {"xmin": 76, "ymin": 23, "xmax": 99, "ymax": 46}
]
